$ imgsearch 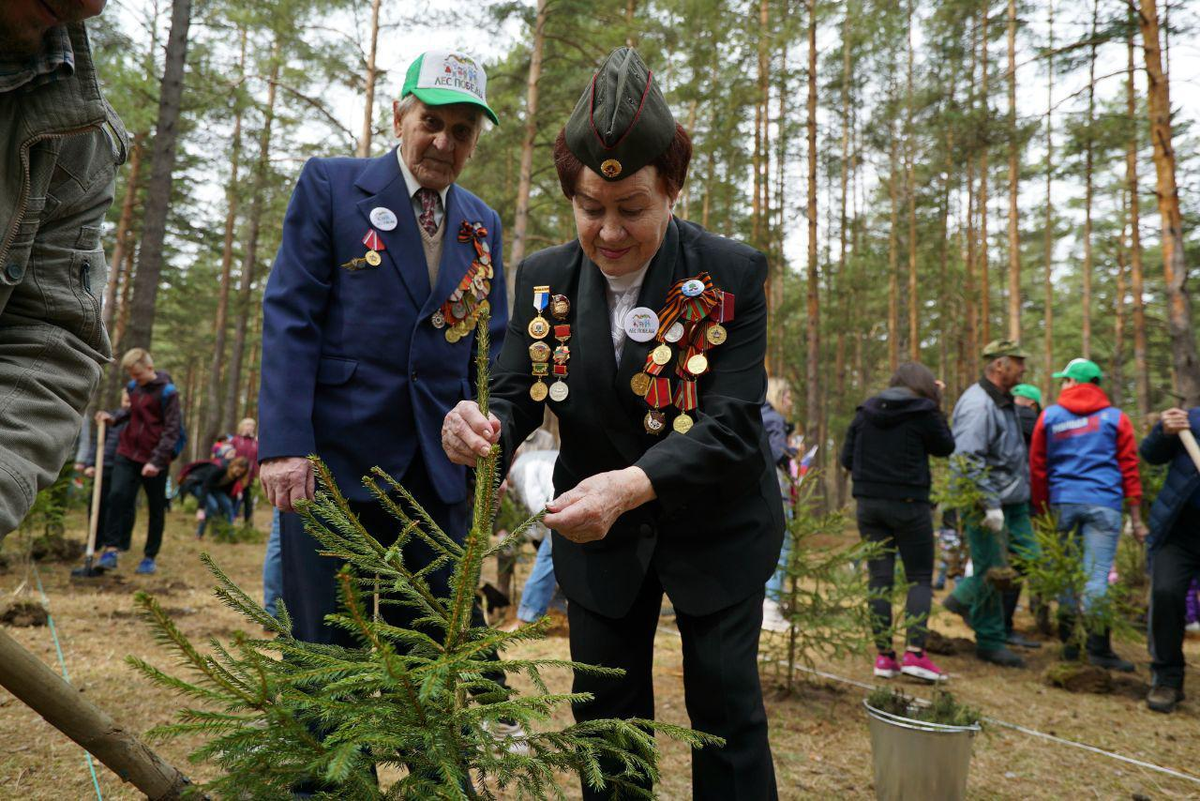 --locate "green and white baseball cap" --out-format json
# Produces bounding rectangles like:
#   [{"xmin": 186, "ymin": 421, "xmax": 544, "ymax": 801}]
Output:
[
  {"xmin": 1053, "ymin": 358, "xmax": 1103, "ymax": 383},
  {"xmin": 402, "ymin": 50, "xmax": 499, "ymax": 125}
]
